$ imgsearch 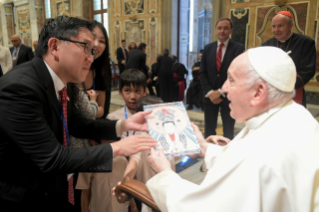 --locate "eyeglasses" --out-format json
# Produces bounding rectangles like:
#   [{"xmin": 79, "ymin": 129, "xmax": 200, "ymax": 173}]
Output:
[{"xmin": 56, "ymin": 37, "xmax": 97, "ymax": 59}]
